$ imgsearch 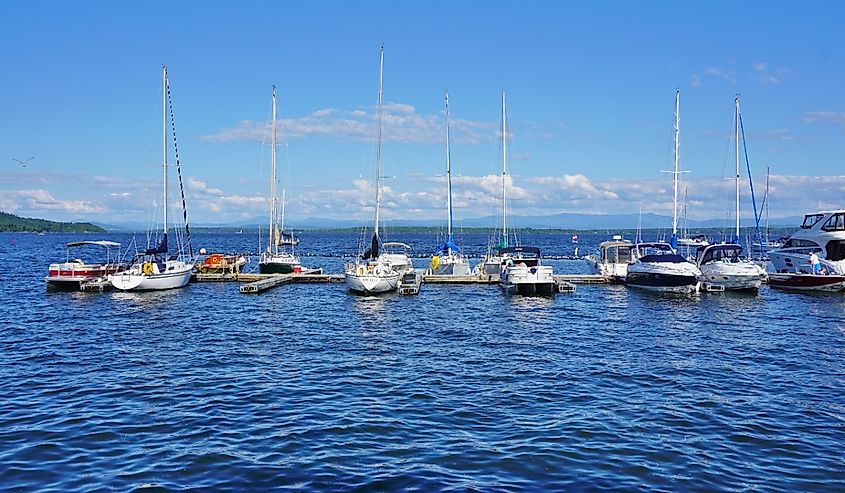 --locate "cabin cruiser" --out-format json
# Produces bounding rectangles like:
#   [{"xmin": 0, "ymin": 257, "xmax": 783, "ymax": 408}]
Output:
[
  {"xmin": 46, "ymin": 240, "xmax": 125, "ymax": 290},
  {"xmin": 499, "ymin": 246, "xmax": 556, "ymax": 296},
  {"xmin": 695, "ymin": 244, "xmax": 767, "ymax": 291},
  {"xmin": 626, "ymin": 242, "xmax": 701, "ymax": 293},
  {"xmin": 768, "ymin": 210, "xmax": 845, "ymax": 275},
  {"xmin": 585, "ymin": 235, "xmax": 635, "ymax": 282}
]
